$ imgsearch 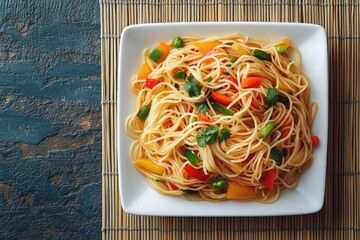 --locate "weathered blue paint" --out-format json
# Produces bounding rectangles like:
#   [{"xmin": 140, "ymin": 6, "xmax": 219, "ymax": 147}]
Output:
[{"xmin": 0, "ymin": 0, "xmax": 101, "ymax": 239}]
